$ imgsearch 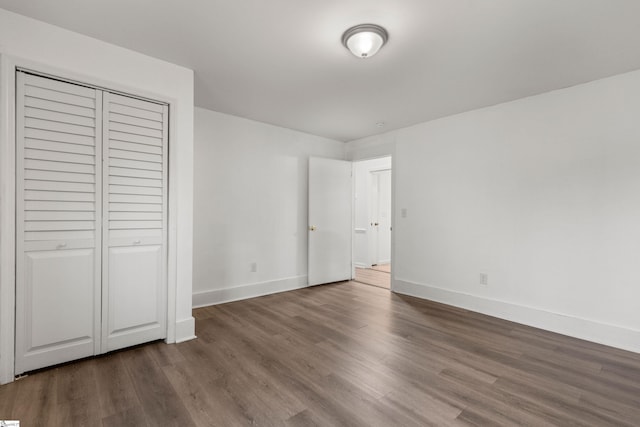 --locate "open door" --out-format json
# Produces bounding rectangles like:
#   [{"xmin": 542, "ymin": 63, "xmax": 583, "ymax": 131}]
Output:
[{"xmin": 308, "ymin": 157, "xmax": 352, "ymax": 286}]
